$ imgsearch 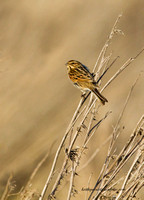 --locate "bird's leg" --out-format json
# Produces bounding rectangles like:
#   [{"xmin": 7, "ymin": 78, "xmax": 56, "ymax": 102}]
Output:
[
  {"xmin": 81, "ymin": 91, "xmax": 87, "ymax": 97},
  {"xmin": 91, "ymin": 72, "xmax": 95, "ymax": 78}
]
